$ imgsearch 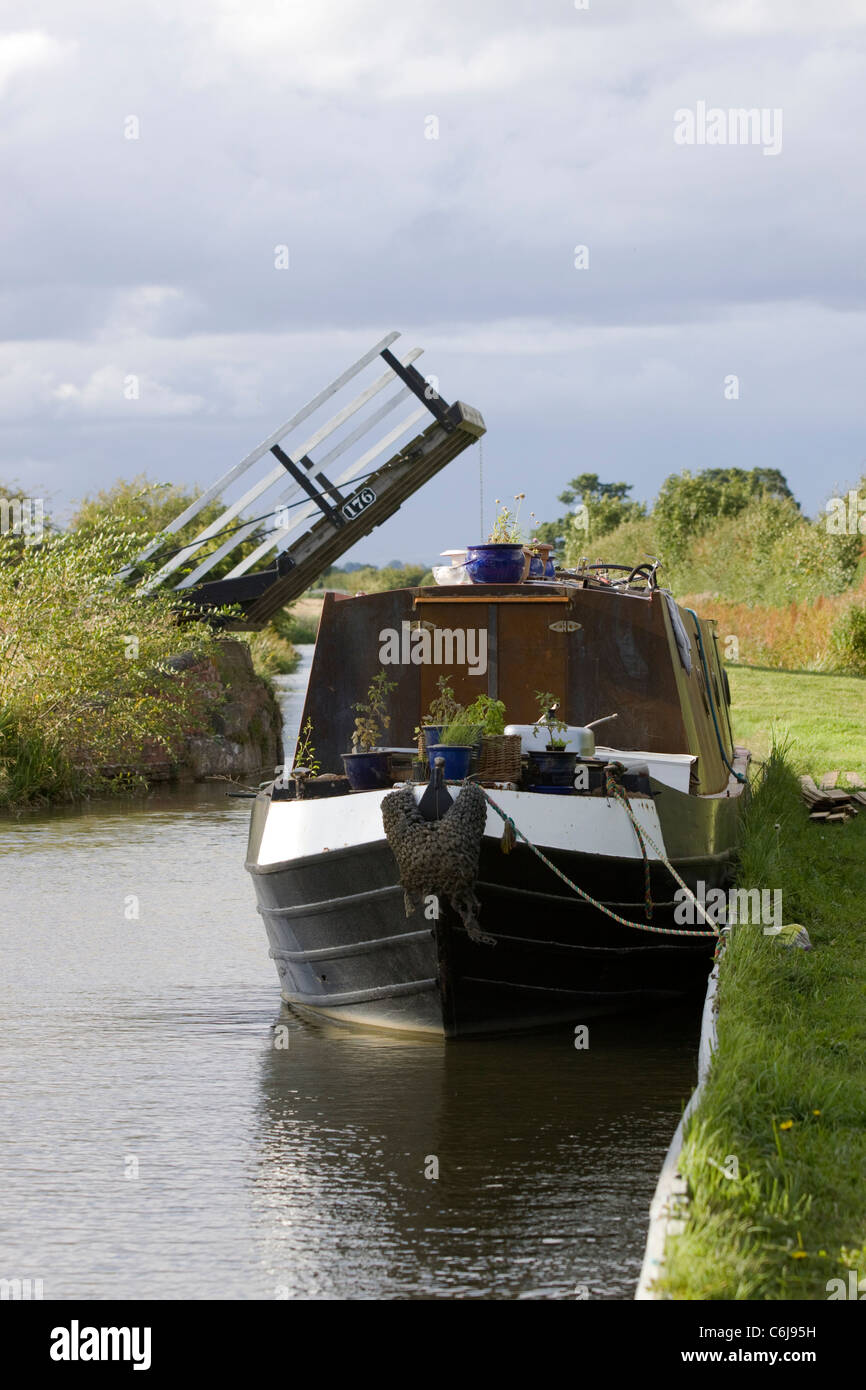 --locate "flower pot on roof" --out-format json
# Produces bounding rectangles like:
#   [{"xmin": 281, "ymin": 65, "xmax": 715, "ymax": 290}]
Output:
[
  {"xmin": 526, "ymin": 539, "xmax": 553, "ymax": 579},
  {"xmin": 465, "ymin": 497, "xmax": 534, "ymax": 584},
  {"xmin": 342, "ymin": 670, "xmax": 397, "ymax": 791}
]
